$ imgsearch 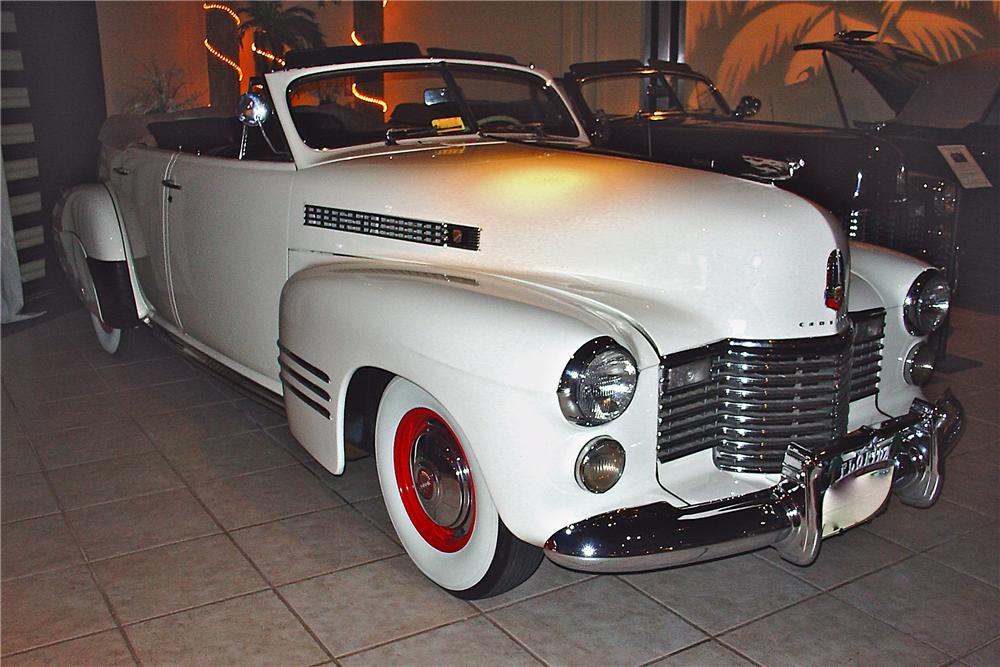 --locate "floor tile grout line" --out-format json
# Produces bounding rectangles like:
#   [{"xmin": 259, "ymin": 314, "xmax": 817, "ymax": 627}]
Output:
[
  {"xmin": 127, "ymin": 415, "xmax": 340, "ymax": 664},
  {"xmin": 17, "ymin": 393, "xmax": 263, "ymax": 441},
  {"xmin": 330, "ymin": 607, "xmax": 484, "ymax": 662},
  {"xmin": 42, "ymin": 453, "xmax": 300, "ymax": 493},
  {"xmin": 635, "ymin": 636, "xmax": 765, "ymax": 667},
  {"xmin": 23, "ymin": 435, "xmax": 146, "ymax": 666},
  {"xmin": 479, "ymin": 612, "xmax": 550, "ymax": 666},
  {"xmin": 915, "ymin": 551, "xmax": 1000, "ymax": 591},
  {"xmin": 615, "ymin": 558, "xmax": 832, "ymax": 639},
  {"xmin": 345, "ymin": 505, "xmax": 402, "ymax": 547},
  {"xmin": 711, "ymin": 635, "xmax": 770, "ymax": 667},
  {"xmin": 0, "ymin": 626, "xmax": 137, "ymax": 662},
  {"xmin": 952, "ymin": 636, "xmax": 1000, "ymax": 664},
  {"xmin": 470, "ymin": 574, "xmax": 599, "ymax": 614},
  {"xmin": 828, "ymin": 583, "xmax": 977, "ymax": 660},
  {"xmin": 1, "ymin": 508, "xmax": 63, "ymax": 527},
  {"xmin": 49, "ymin": 490, "xmax": 363, "ymax": 570},
  {"xmin": 613, "ymin": 574, "xmax": 736, "ymax": 640},
  {"xmin": 747, "ymin": 541, "xmax": 916, "ymax": 593}
]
